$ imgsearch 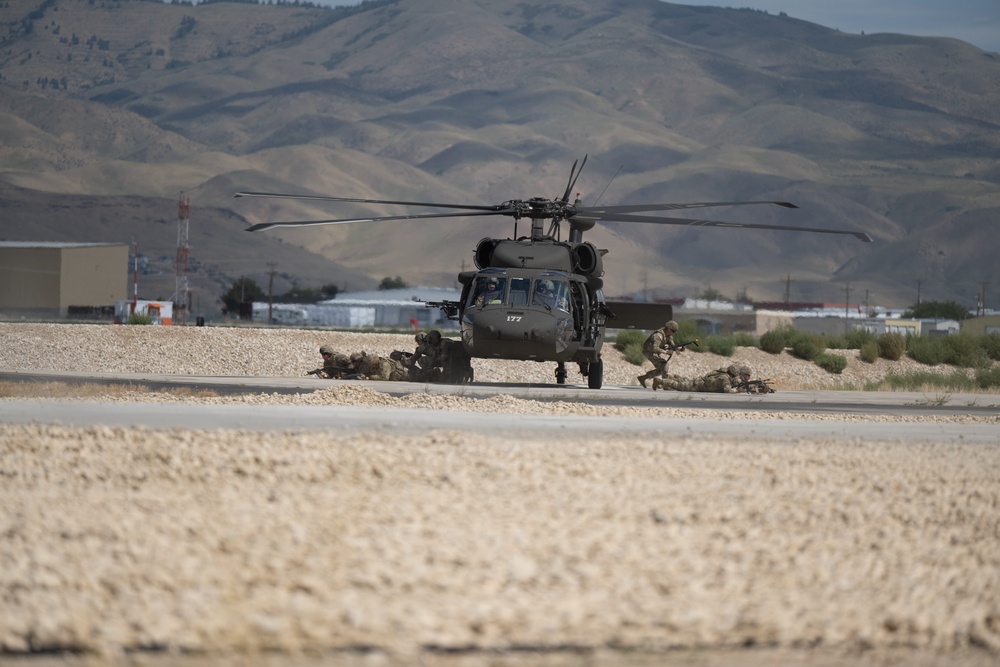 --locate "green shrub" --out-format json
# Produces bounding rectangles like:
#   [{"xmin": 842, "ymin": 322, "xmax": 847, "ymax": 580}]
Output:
[
  {"xmin": 614, "ymin": 330, "xmax": 647, "ymax": 365},
  {"xmin": 729, "ymin": 331, "xmax": 759, "ymax": 348},
  {"xmin": 980, "ymin": 333, "xmax": 1000, "ymax": 361},
  {"xmin": 844, "ymin": 327, "xmax": 877, "ymax": 350},
  {"xmin": 791, "ymin": 334, "xmax": 826, "ymax": 361},
  {"xmin": 824, "ymin": 334, "xmax": 848, "ymax": 350},
  {"xmin": 613, "ymin": 329, "xmax": 644, "ymax": 352},
  {"xmin": 906, "ymin": 335, "xmax": 945, "ymax": 366},
  {"xmin": 675, "ymin": 319, "xmax": 700, "ymax": 344},
  {"xmin": 703, "ymin": 335, "xmax": 735, "ymax": 357},
  {"xmin": 974, "ymin": 365, "xmax": 1000, "ymax": 390},
  {"xmin": 127, "ymin": 312, "xmax": 153, "ymax": 325},
  {"xmin": 815, "ymin": 353, "xmax": 848, "ymax": 374},
  {"xmin": 877, "ymin": 332, "xmax": 906, "ymax": 361},
  {"xmin": 859, "ymin": 340, "xmax": 879, "ymax": 363},
  {"xmin": 941, "ymin": 333, "xmax": 989, "ymax": 368},
  {"xmin": 621, "ymin": 341, "xmax": 645, "ymax": 365},
  {"xmin": 759, "ymin": 329, "xmax": 787, "ymax": 354}
]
